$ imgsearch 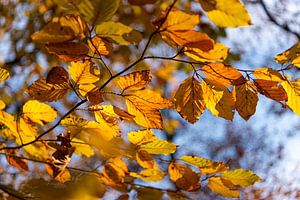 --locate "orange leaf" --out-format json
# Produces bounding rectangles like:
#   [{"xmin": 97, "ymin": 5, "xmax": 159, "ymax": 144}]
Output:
[
  {"xmin": 88, "ymin": 36, "xmax": 113, "ymax": 56},
  {"xmin": 254, "ymin": 79, "xmax": 288, "ymax": 102},
  {"xmin": 5, "ymin": 149, "xmax": 29, "ymax": 172}
]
